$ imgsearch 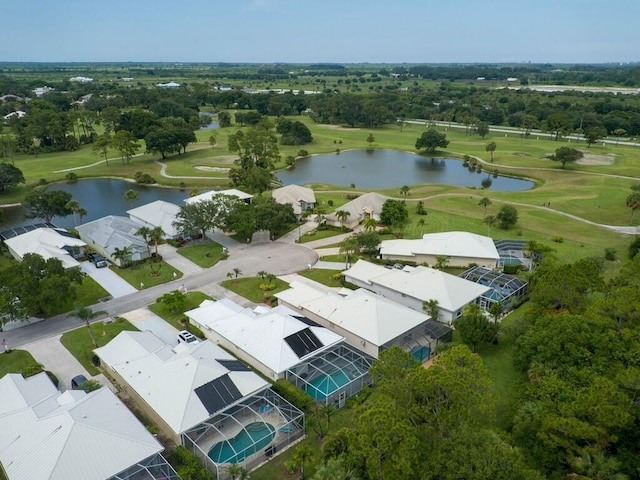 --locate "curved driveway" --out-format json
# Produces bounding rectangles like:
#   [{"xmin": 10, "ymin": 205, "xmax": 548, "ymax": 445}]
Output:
[{"xmin": 4, "ymin": 241, "xmax": 318, "ymax": 349}]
